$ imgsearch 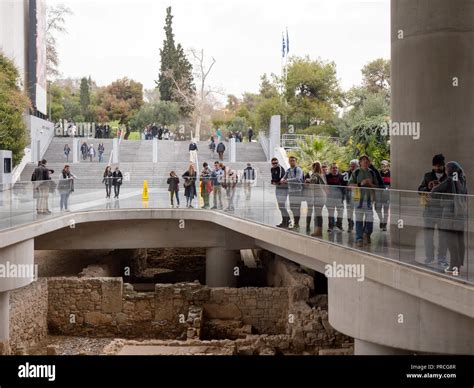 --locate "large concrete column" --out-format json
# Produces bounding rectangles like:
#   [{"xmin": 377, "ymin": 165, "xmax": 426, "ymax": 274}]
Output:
[
  {"xmin": 229, "ymin": 138, "xmax": 236, "ymax": 163},
  {"xmin": 206, "ymin": 248, "xmax": 238, "ymax": 287},
  {"xmin": 0, "ymin": 291, "xmax": 9, "ymax": 354},
  {"xmin": 328, "ymin": 277, "xmax": 474, "ymax": 354},
  {"xmin": 152, "ymin": 137, "xmax": 158, "ymax": 163},
  {"xmin": 391, "ymin": 0, "xmax": 474, "ymax": 190},
  {"xmin": 269, "ymin": 115, "xmax": 281, "ymax": 160},
  {"xmin": 112, "ymin": 138, "xmax": 119, "ymax": 164}
]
